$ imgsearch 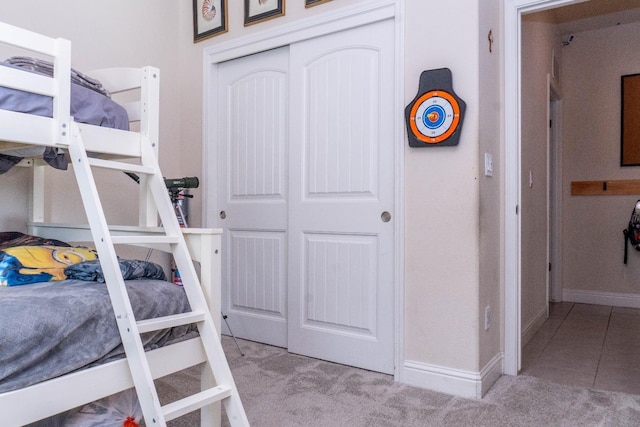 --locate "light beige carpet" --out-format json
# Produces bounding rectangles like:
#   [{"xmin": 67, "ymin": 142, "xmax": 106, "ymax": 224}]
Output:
[{"xmin": 157, "ymin": 337, "xmax": 640, "ymax": 427}]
